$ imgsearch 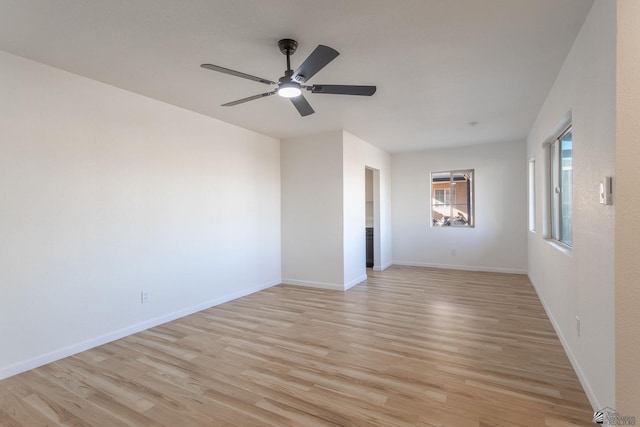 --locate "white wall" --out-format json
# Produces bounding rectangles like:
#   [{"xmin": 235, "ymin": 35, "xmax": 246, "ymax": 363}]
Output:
[
  {"xmin": 527, "ymin": 0, "xmax": 615, "ymax": 410},
  {"xmin": 342, "ymin": 132, "xmax": 367, "ymax": 289},
  {"xmin": 0, "ymin": 50, "xmax": 281, "ymax": 379},
  {"xmin": 280, "ymin": 132, "xmax": 345, "ymax": 289},
  {"xmin": 616, "ymin": 0, "xmax": 640, "ymax": 413},
  {"xmin": 391, "ymin": 141, "xmax": 527, "ymax": 273}
]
